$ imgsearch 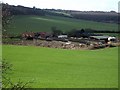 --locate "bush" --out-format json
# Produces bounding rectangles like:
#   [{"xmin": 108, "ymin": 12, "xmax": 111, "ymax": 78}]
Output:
[{"xmin": 2, "ymin": 60, "xmax": 33, "ymax": 89}]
